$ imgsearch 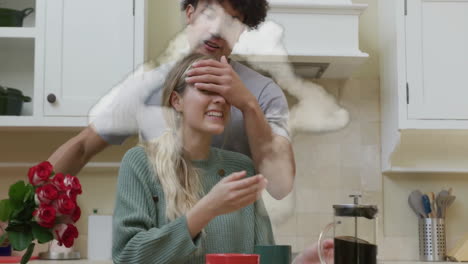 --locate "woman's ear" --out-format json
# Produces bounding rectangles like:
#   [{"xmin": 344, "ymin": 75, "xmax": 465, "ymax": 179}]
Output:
[
  {"xmin": 170, "ymin": 91, "xmax": 183, "ymax": 112},
  {"xmin": 185, "ymin": 4, "xmax": 195, "ymax": 24}
]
